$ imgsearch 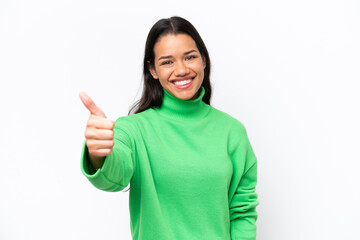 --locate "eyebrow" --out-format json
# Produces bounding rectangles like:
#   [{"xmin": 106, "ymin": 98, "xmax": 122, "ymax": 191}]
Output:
[{"xmin": 157, "ymin": 50, "xmax": 197, "ymax": 61}]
